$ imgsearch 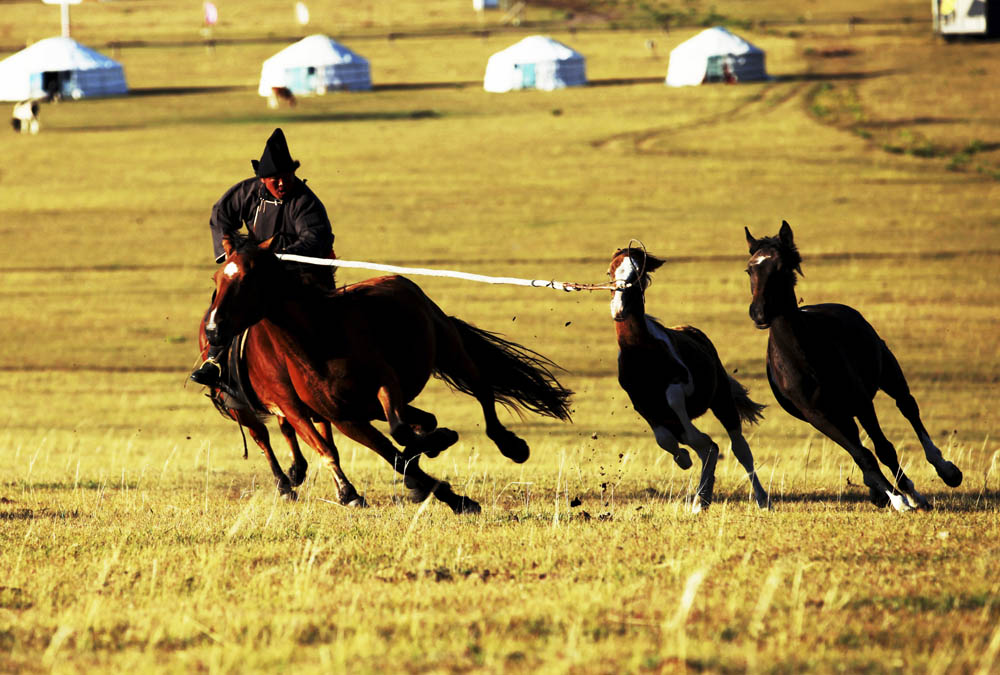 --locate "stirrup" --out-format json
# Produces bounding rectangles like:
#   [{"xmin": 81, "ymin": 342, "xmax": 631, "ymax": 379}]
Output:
[{"xmin": 190, "ymin": 358, "xmax": 222, "ymax": 386}]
